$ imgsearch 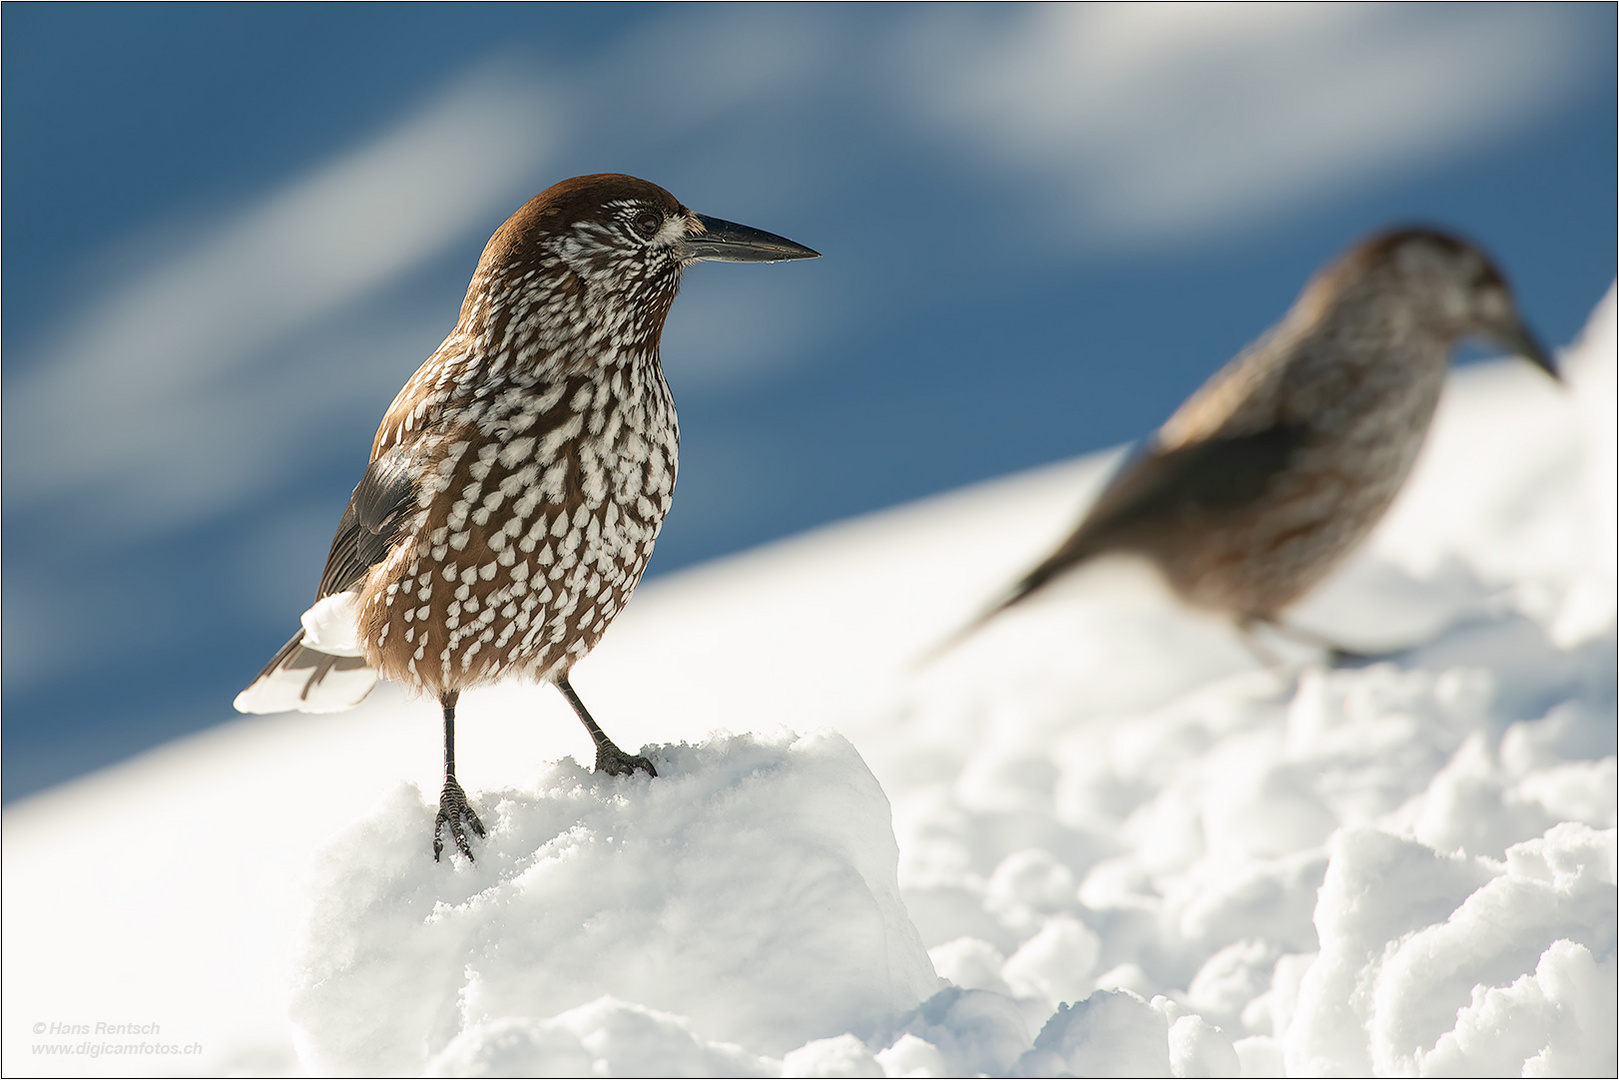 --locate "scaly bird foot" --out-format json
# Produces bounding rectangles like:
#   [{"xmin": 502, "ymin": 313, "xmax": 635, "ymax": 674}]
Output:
[
  {"xmin": 433, "ymin": 777, "xmax": 487, "ymax": 862},
  {"xmin": 595, "ymin": 741, "xmax": 658, "ymax": 779},
  {"xmin": 1327, "ymin": 645, "xmax": 1407, "ymax": 669}
]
